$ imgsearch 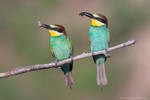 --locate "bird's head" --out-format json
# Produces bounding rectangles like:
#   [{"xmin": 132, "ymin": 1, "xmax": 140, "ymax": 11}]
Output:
[
  {"xmin": 79, "ymin": 12, "xmax": 108, "ymax": 27},
  {"xmin": 39, "ymin": 23, "xmax": 66, "ymax": 37}
]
